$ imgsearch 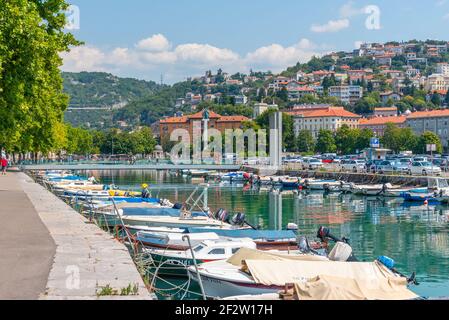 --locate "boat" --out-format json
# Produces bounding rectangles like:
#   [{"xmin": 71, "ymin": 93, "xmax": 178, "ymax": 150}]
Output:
[
  {"xmin": 220, "ymin": 172, "xmax": 247, "ymax": 182},
  {"xmin": 223, "ymin": 275, "xmax": 420, "ymax": 300},
  {"xmin": 305, "ymin": 179, "xmax": 341, "ymax": 191},
  {"xmin": 280, "ymin": 177, "xmax": 300, "ymax": 189},
  {"xmin": 381, "ymin": 187, "xmax": 428, "ymax": 198},
  {"xmin": 144, "ymin": 238, "xmax": 257, "ymax": 277},
  {"xmin": 401, "ymin": 192, "xmax": 440, "ymax": 203},
  {"xmin": 187, "ymin": 247, "xmax": 415, "ymax": 298}
]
